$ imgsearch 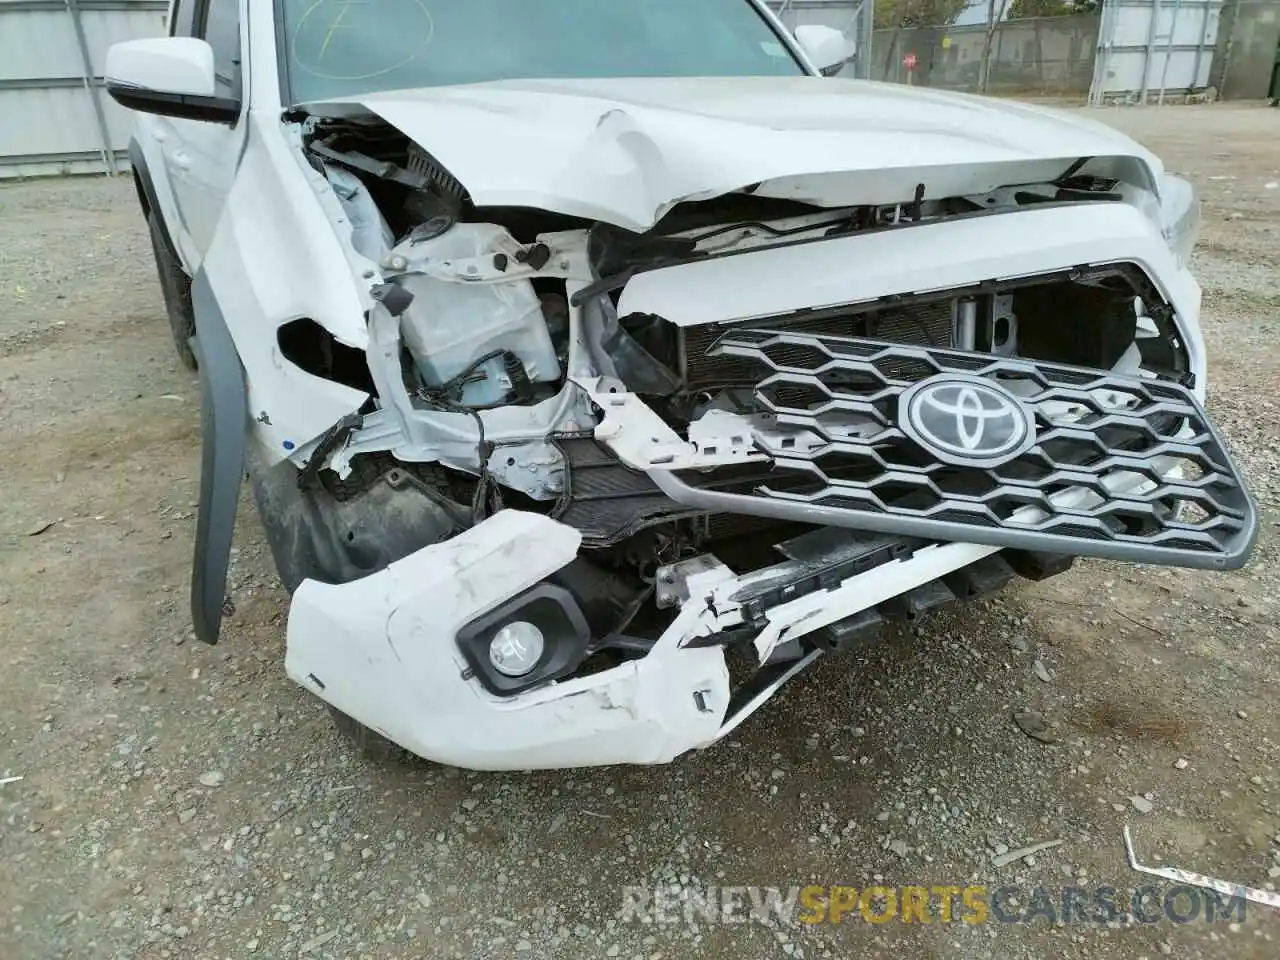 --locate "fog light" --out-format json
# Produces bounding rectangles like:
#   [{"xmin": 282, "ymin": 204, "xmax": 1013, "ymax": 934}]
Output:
[
  {"xmin": 456, "ymin": 583, "xmax": 592, "ymax": 696},
  {"xmin": 488, "ymin": 621, "xmax": 545, "ymax": 677}
]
